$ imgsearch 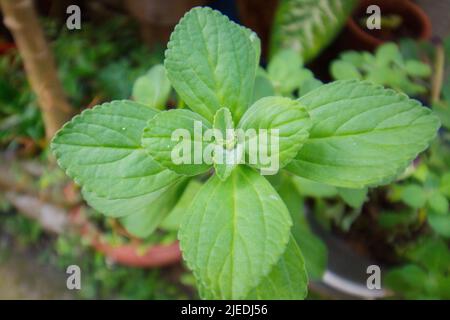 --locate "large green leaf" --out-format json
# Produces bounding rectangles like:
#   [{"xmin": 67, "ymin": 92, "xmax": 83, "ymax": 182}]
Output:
[
  {"xmin": 270, "ymin": 0, "xmax": 357, "ymax": 63},
  {"xmin": 165, "ymin": 7, "xmax": 260, "ymax": 122},
  {"xmin": 141, "ymin": 109, "xmax": 212, "ymax": 176},
  {"xmin": 287, "ymin": 80, "xmax": 440, "ymax": 188},
  {"xmin": 132, "ymin": 64, "xmax": 171, "ymax": 109},
  {"xmin": 246, "ymin": 236, "xmax": 308, "ymax": 299},
  {"xmin": 119, "ymin": 182, "xmax": 183, "ymax": 238},
  {"xmin": 51, "ymin": 101, "xmax": 181, "ymax": 208},
  {"xmin": 238, "ymin": 96, "xmax": 311, "ymax": 174},
  {"xmin": 179, "ymin": 166, "xmax": 292, "ymax": 299}
]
